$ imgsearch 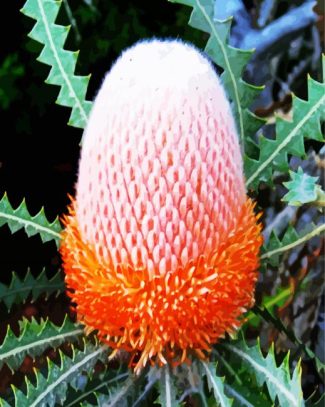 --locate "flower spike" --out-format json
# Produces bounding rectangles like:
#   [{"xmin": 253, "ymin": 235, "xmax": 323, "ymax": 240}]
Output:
[{"xmin": 60, "ymin": 39, "xmax": 263, "ymax": 373}]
